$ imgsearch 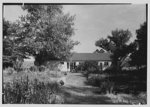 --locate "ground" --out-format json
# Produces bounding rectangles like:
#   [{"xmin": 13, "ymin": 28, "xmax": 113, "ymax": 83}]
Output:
[
  {"xmin": 61, "ymin": 73, "xmax": 114, "ymax": 104},
  {"xmin": 3, "ymin": 68, "xmax": 146, "ymax": 104},
  {"xmin": 60, "ymin": 72, "xmax": 146, "ymax": 104}
]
